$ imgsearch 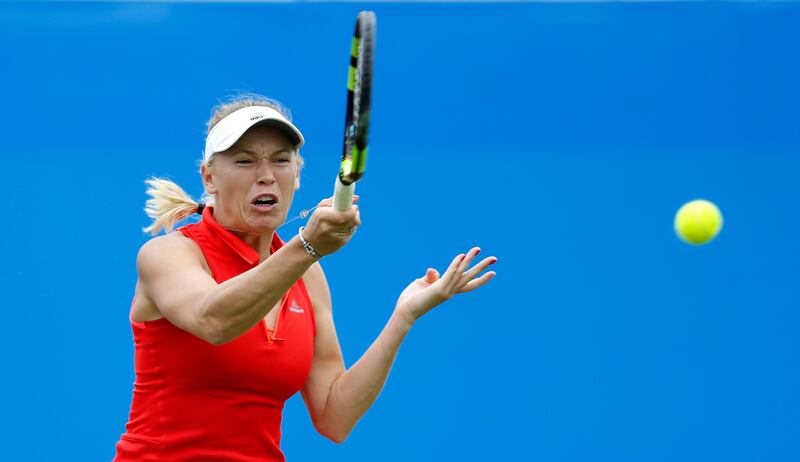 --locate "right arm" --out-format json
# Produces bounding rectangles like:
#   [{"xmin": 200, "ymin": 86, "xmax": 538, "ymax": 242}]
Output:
[
  {"xmin": 136, "ymin": 199, "xmax": 360, "ymax": 345},
  {"xmin": 137, "ymin": 234, "xmax": 316, "ymax": 345}
]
